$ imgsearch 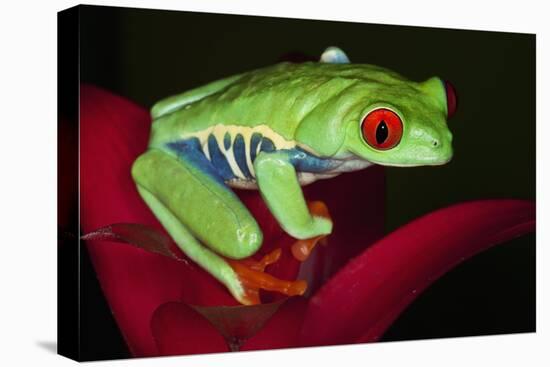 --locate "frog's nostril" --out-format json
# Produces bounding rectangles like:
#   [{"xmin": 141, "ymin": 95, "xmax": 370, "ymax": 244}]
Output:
[{"xmin": 432, "ymin": 140, "xmax": 439, "ymax": 147}]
